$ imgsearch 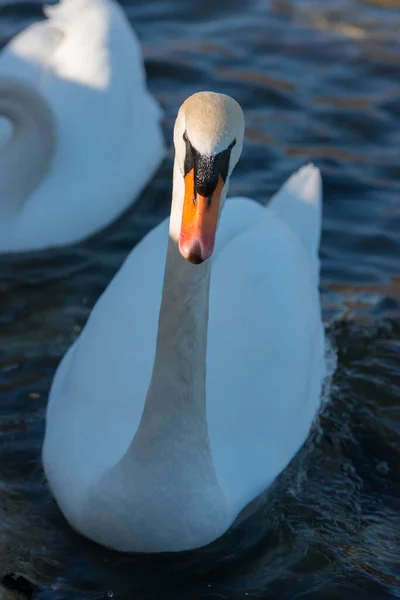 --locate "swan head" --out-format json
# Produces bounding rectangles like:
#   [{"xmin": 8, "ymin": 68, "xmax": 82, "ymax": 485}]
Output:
[{"xmin": 173, "ymin": 91, "xmax": 244, "ymax": 264}]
